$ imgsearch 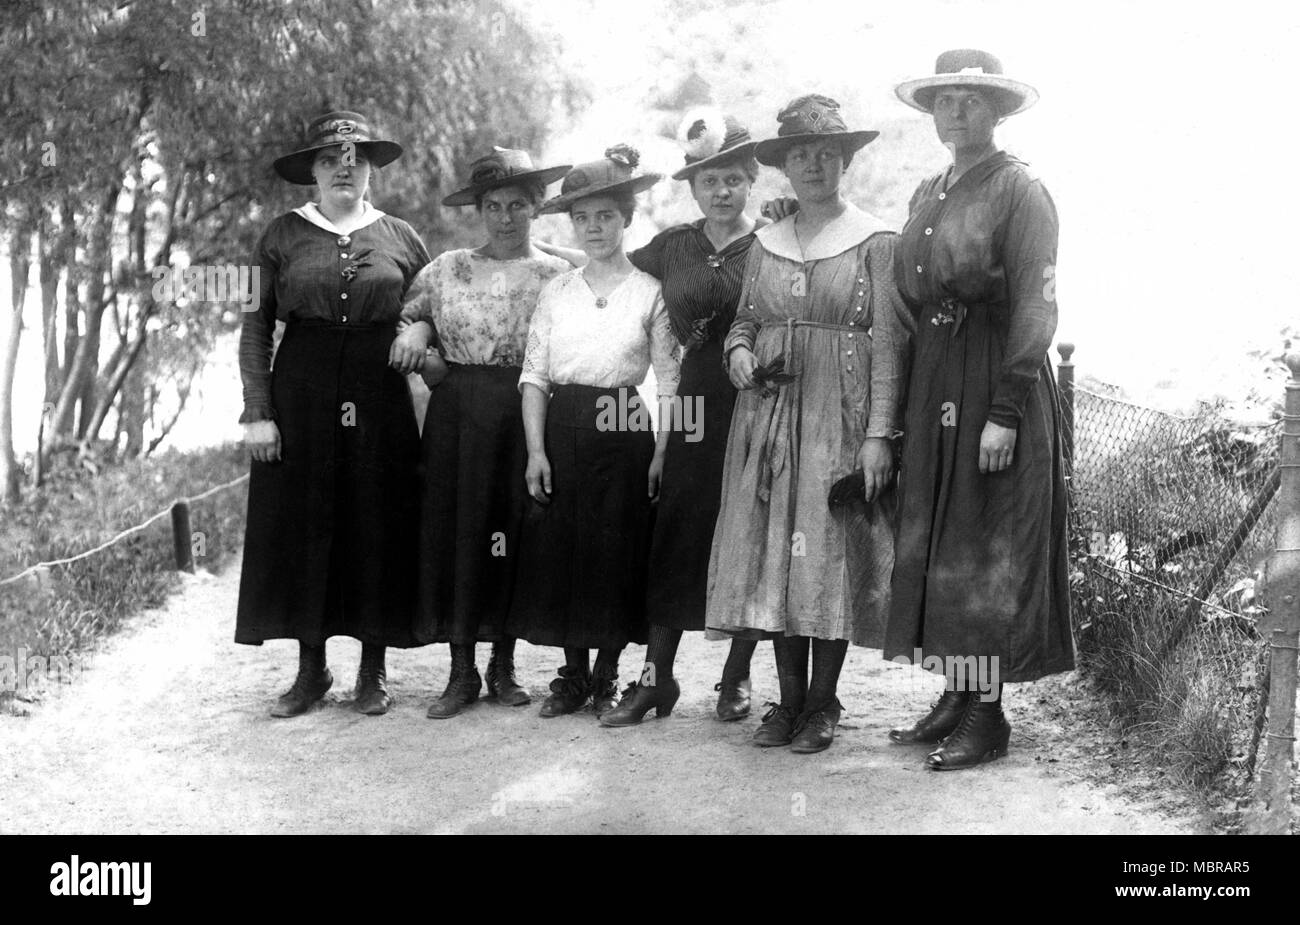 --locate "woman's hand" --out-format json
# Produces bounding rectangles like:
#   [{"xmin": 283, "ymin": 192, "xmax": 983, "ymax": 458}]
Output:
[
  {"xmin": 419, "ymin": 351, "xmax": 450, "ymax": 389},
  {"xmin": 648, "ymin": 452, "xmax": 665, "ymax": 501},
  {"xmin": 533, "ymin": 238, "xmax": 587, "ymax": 268},
  {"xmin": 727, "ymin": 346, "xmax": 759, "ymax": 390},
  {"xmin": 979, "ymin": 421, "xmax": 1017, "ymax": 473},
  {"xmin": 243, "ymin": 420, "xmax": 281, "ymax": 463},
  {"xmin": 856, "ymin": 436, "xmax": 893, "ymax": 502},
  {"xmin": 525, "ymin": 450, "xmax": 552, "ymax": 504},
  {"xmin": 760, "ymin": 197, "xmax": 800, "ymax": 221},
  {"xmin": 389, "ymin": 323, "xmax": 429, "ymax": 373}
]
